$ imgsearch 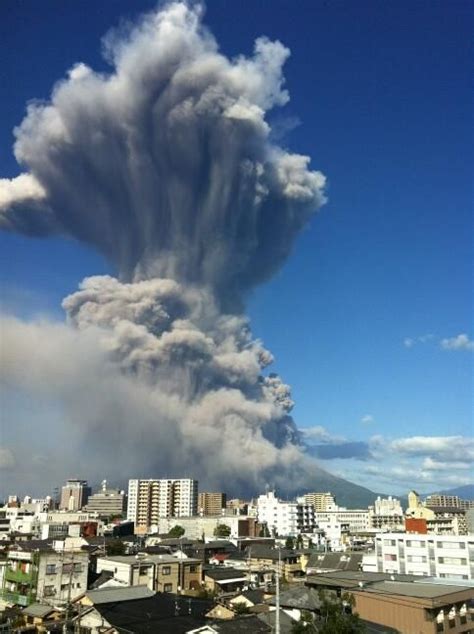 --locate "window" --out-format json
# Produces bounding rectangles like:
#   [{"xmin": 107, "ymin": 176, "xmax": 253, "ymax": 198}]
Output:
[
  {"xmin": 189, "ymin": 565, "xmax": 197, "ymax": 573},
  {"xmin": 438, "ymin": 541, "xmax": 465, "ymax": 549},
  {"xmin": 162, "ymin": 566, "xmax": 171, "ymax": 575},
  {"xmin": 164, "ymin": 583, "xmax": 173, "ymax": 592},
  {"xmin": 383, "ymin": 539, "xmax": 396, "ymax": 546},
  {"xmin": 384, "ymin": 554, "xmax": 397, "ymax": 561},
  {"xmin": 407, "ymin": 555, "xmax": 427, "ymax": 563},
  {"xmin": 43, "ymin": 585, "xmax": 55, "ymax": 597},
  {"xmin": 73, "ymin": 563, "xmax": 83, "ymax": 573},
  {"xmin": 438, "ymin": 557, "xmax": 467, "ymax": 565},
  {"xmin": 46, "ymin": 564, "xmax": 56, "ymax": 575}
]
